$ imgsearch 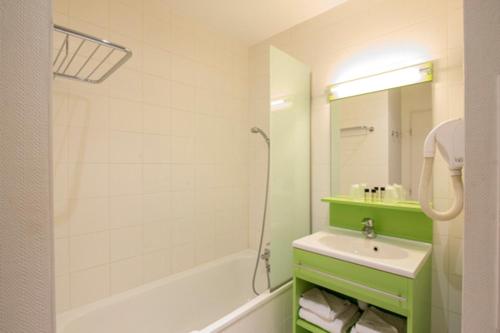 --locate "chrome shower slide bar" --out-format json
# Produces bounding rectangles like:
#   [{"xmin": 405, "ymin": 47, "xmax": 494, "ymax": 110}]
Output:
[{"xmin": 53, "ymin": 24, "xmax": 132, "ymax": 84}]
